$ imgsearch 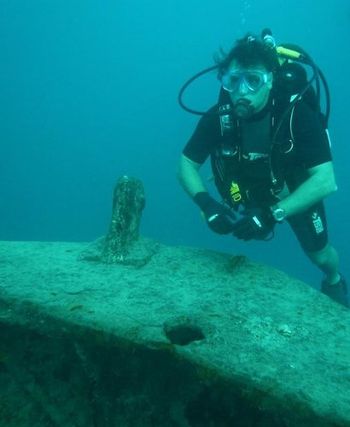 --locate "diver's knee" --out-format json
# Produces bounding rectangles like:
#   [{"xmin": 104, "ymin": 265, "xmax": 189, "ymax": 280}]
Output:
[{"xmin": 306, "ymin": 244, "xmax": 333, "ymax": 266}]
